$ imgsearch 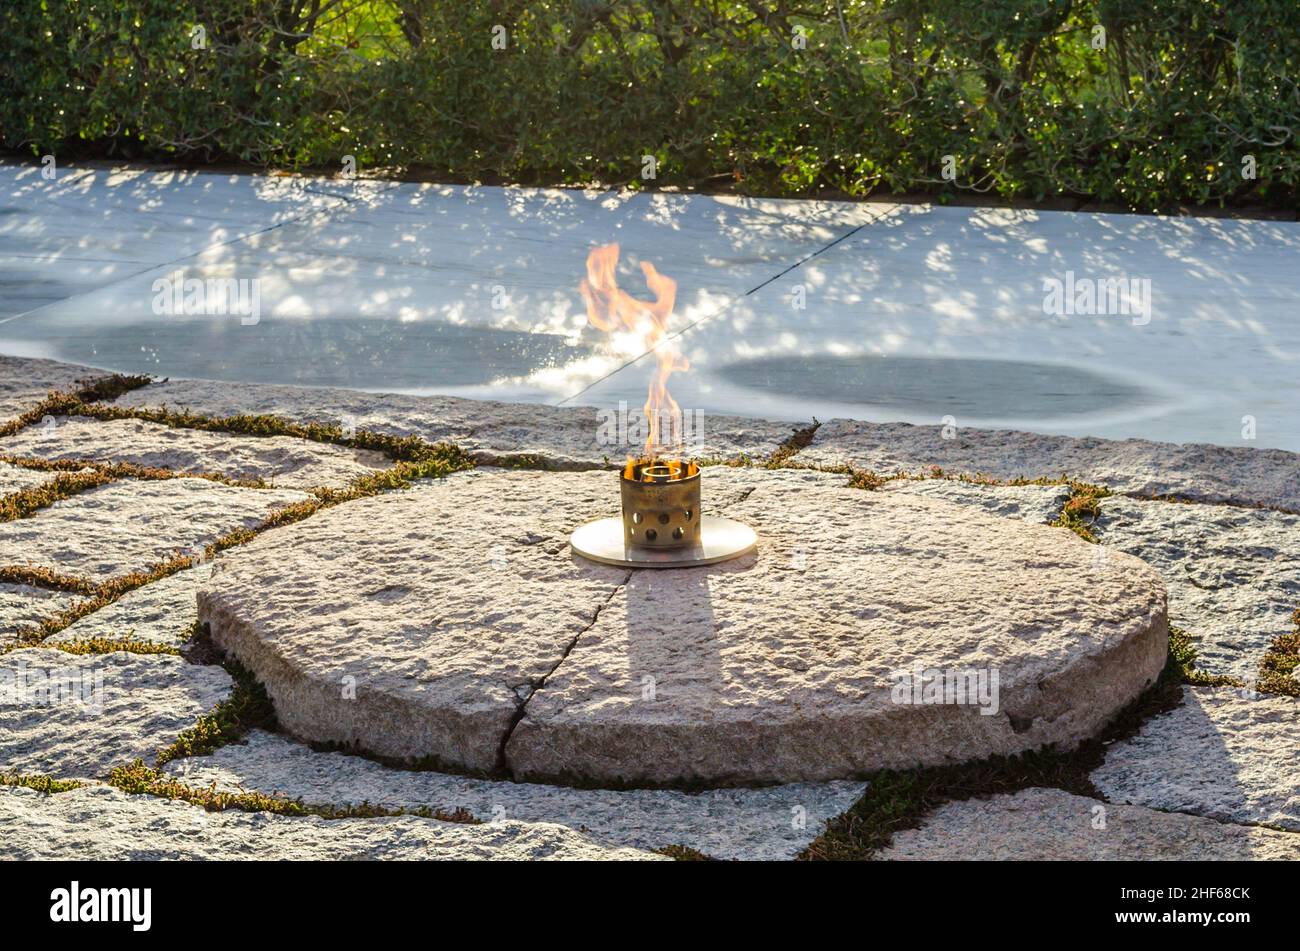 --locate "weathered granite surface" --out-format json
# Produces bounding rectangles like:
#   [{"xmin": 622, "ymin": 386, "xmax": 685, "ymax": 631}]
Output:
[
  {"xmin": 200, "ymin": 467, "xmax": 1167, "ymax": 786},
  {"xmin": 1092, "ymin": 687, "xmax": 1300, "ymax": 832},
  {"xmin": 0, "ymin": 649, "xmax": 232, "ymax": 778},
  {"xmin": 163, "ymin": 729, "xmax": 864, "ymax": 860},
  {"xmin": 0, "ymin": 416, "xmax": 391, "ymax": 489},
  {"xmin": 880, "ymin": 787, "xmax": 1300, "ymax": 860},
  {"xmin": 878, "ymin": 478, "xmax": 1071, "ymax": 525},
  {"xmin": 801, "ymin": 418, "xmax": 1300, "ymax": 510},
  {"xmin": 1093, "ymin": 495, "xmax": 1298, "ymax": 682},
  {"xmin": 113, "ymin": 378, "xmax": 796, "ymax": 468},
  {"xmin": 0, "ymin": 784, "xmax": 660, "ymax": 860},
  {"xmin": 0, "ymin": 478, "xmax": 308, "ymax": 582},
  {"xmin": 0, "ymin": 584, "xmax": 78, "ymax": 645},
  {"xmin": 47, "ymin": 567, "xmax": 205, "ymax": 648}
]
